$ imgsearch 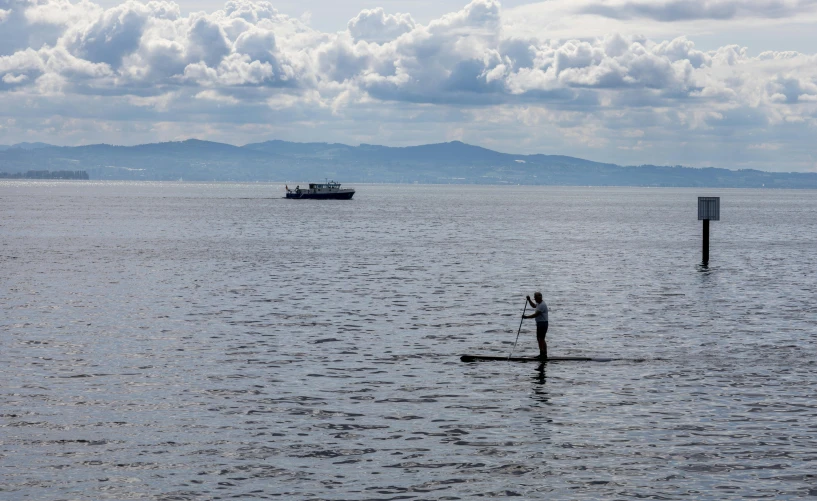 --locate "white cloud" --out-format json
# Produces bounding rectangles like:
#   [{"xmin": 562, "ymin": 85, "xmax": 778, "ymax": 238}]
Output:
[
  {"xmin": 502, "ymin": 0, "xmax": 817, "ymax": 45},
  {"xmin": 2, "ymin": 73, "xmax": 28, "ymax": 83},
  {"xmin": 0, "ymin": 0, "xmax": 815, "ymax": 171},
  {"xmin": 578, "ymin": 0, "xmax": 817, "ymax": 22},
  {"xmin": 62, "ymin": 2, "xmax": 159, "ymax": 66},
  {"xmin": 0, "ymin": 48, "xmax": 46, "ymax": 90},
  {"xmin": 24, "ymin": 0, "xmax": 104, "ymax": 26},
  {"xmin": 195, "ymin": 89, "xmax": 239, "ymax": 103},
  {"xmin": 748, "ymin": 142, "xmax": 781, "ymax": 150},
  {"xmin": 766, "ymin": 74, "xmax": 817, "ymax": 103},
  {"xmin": 347, "ymin": 8, "xmax": 415, "ymax": 43}
]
